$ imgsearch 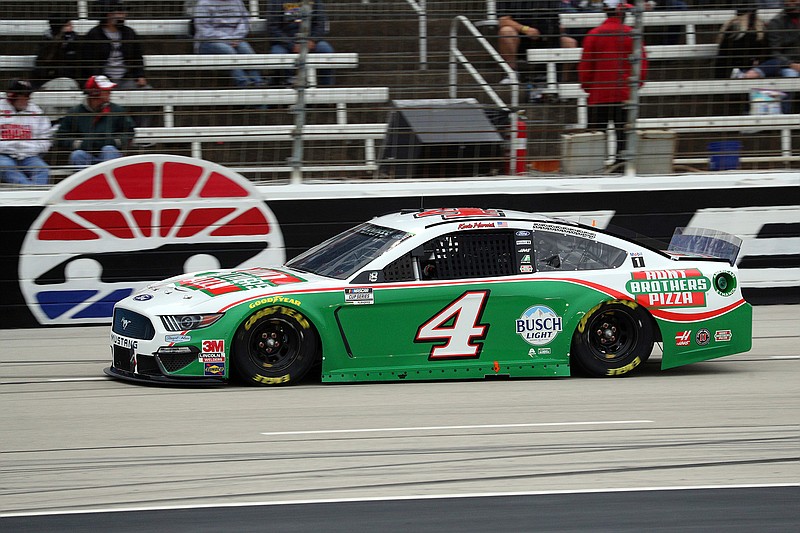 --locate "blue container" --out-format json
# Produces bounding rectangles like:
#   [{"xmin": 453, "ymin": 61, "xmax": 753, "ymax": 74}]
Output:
[{"xmin": 708, "ymin": 141, "xmax": 742, "ymax": 171}]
